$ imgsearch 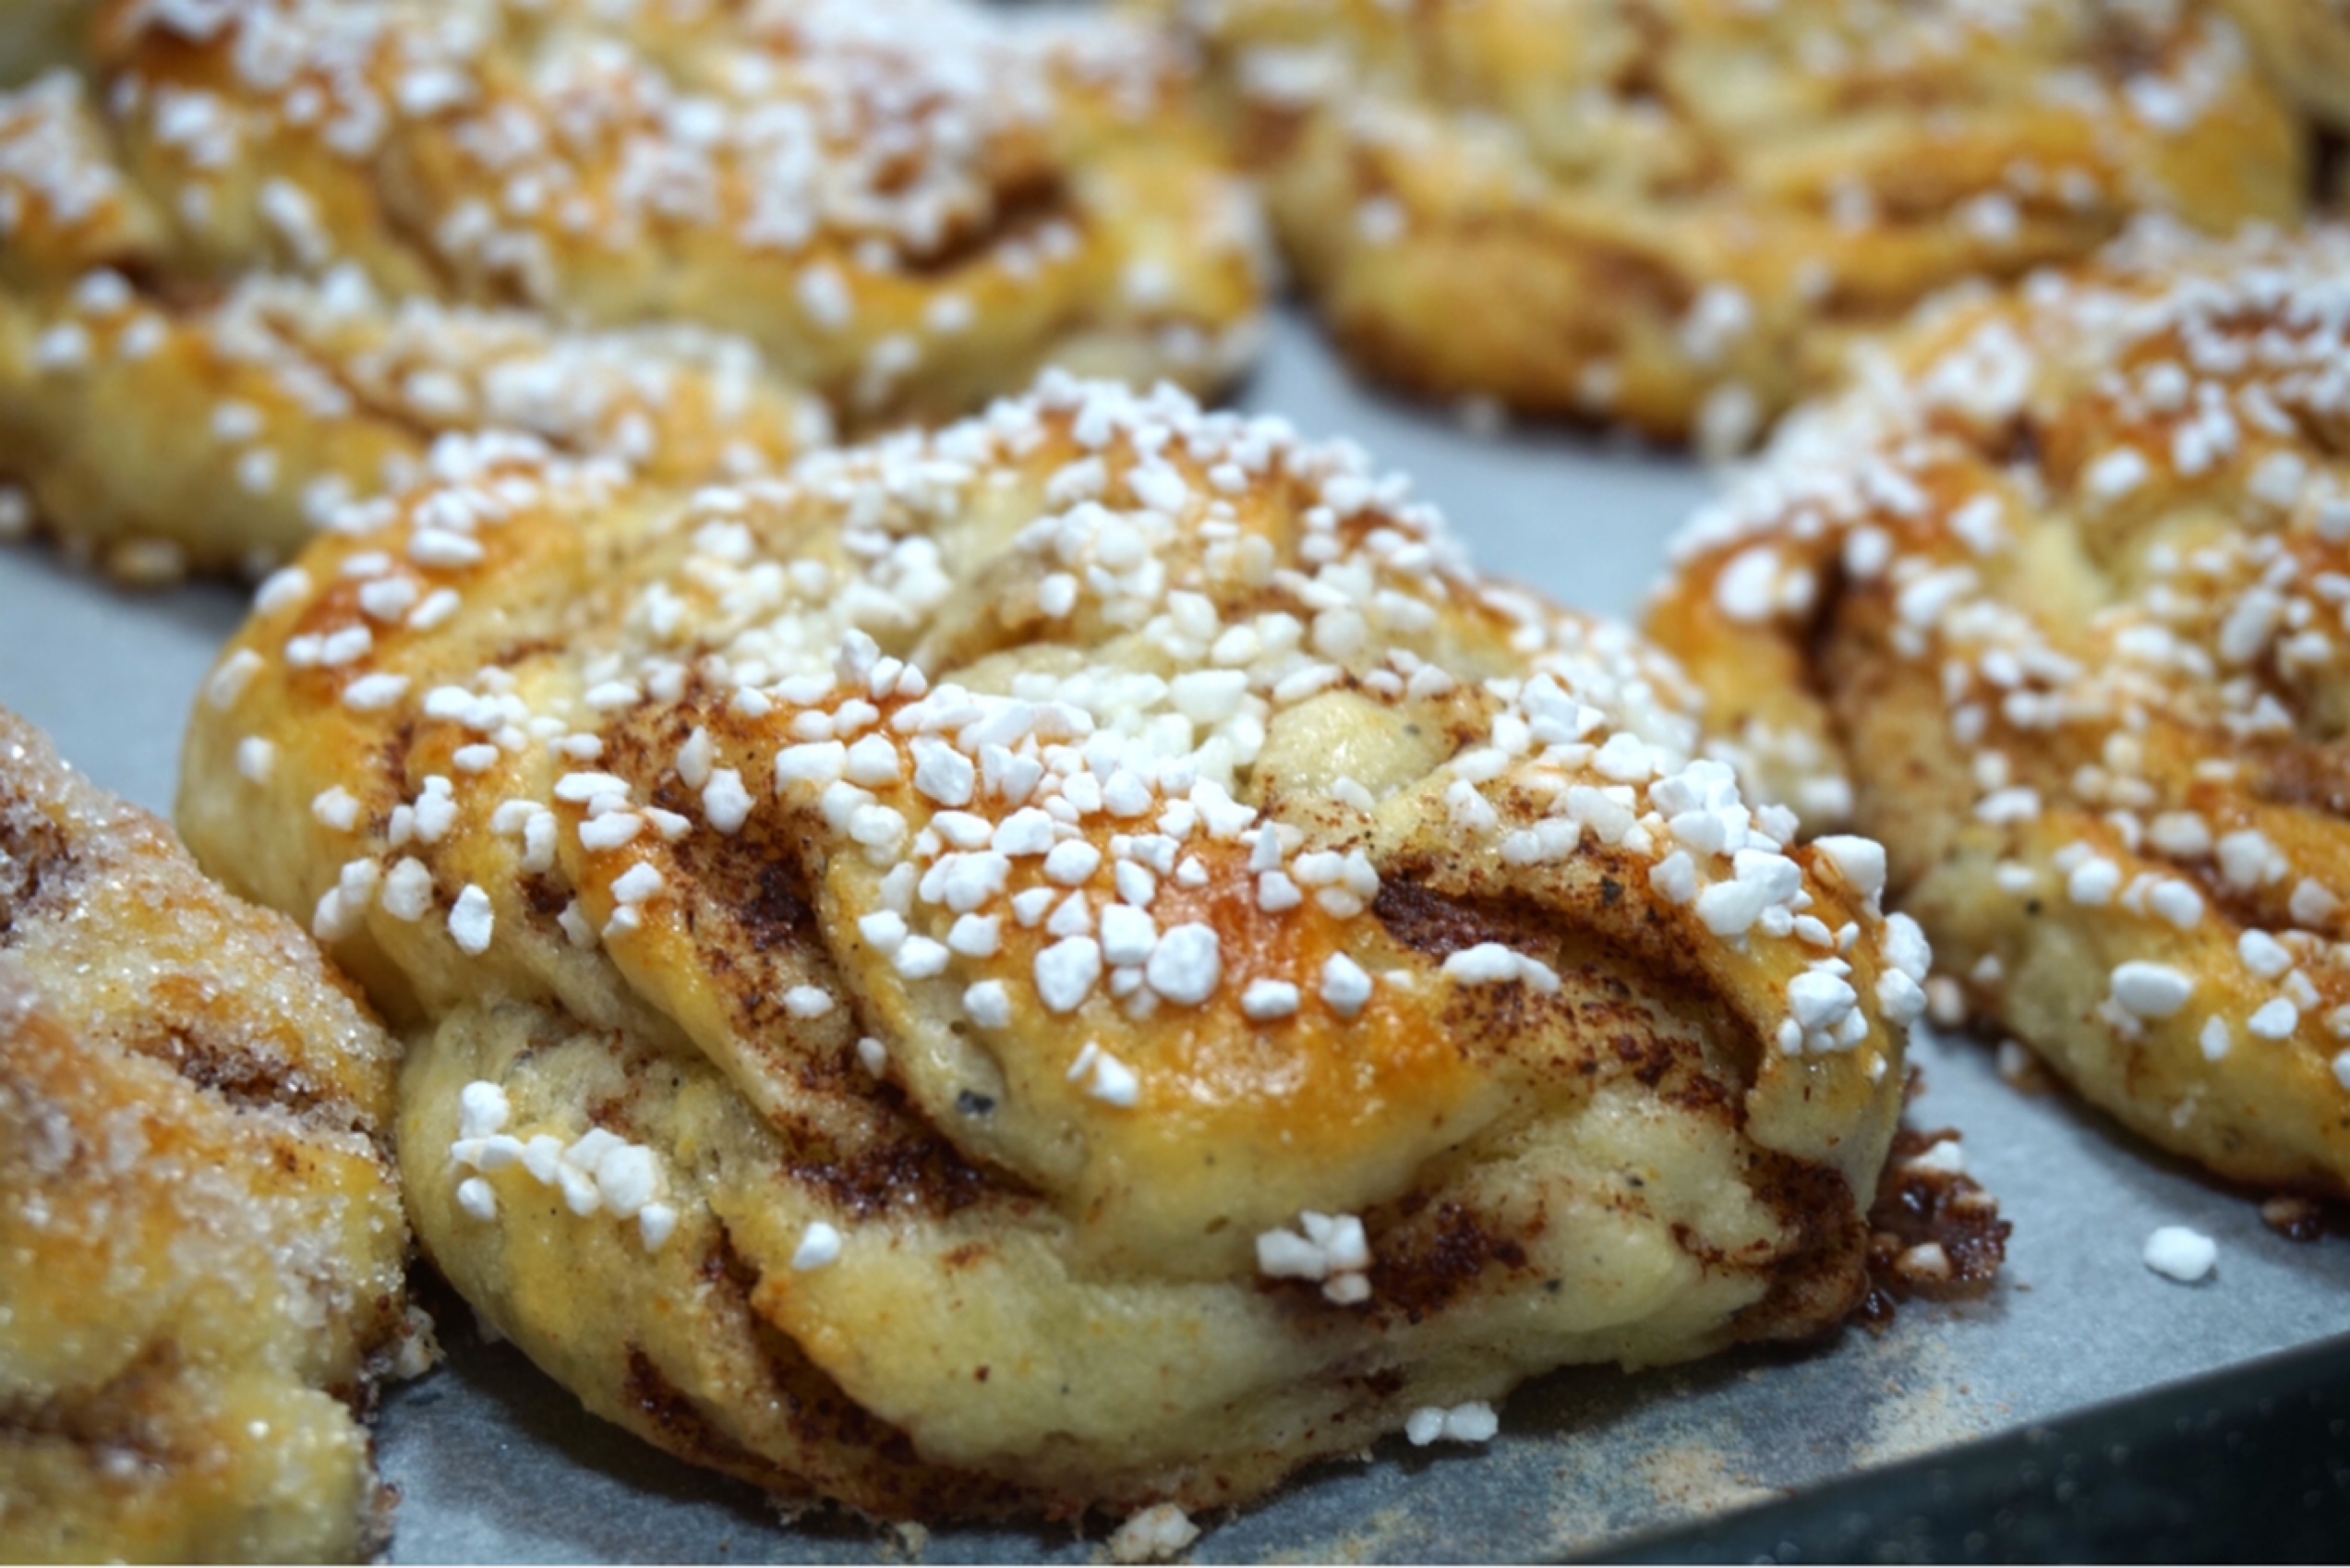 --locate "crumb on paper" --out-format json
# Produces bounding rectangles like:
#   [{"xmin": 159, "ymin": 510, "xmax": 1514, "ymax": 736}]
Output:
[
  {"xmin": 2141, "ymin": 1224, "xmax": 2216, "ymax": 1283},
  {"xmin": 1108, "ymin": 1503, "xmax": 1199, "ymax": 1563},
  {"xmin": 2259, "ymin": 1195, "xmax": 2324, "ymax": 1242},
  {"xmin": 1404, "ymin": 1400, "xmax": 1500, "ymax": 1446},
  {"xmin": 1994, "ymin": 1037, "xmax": 2052, "ymax": 1093}
]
